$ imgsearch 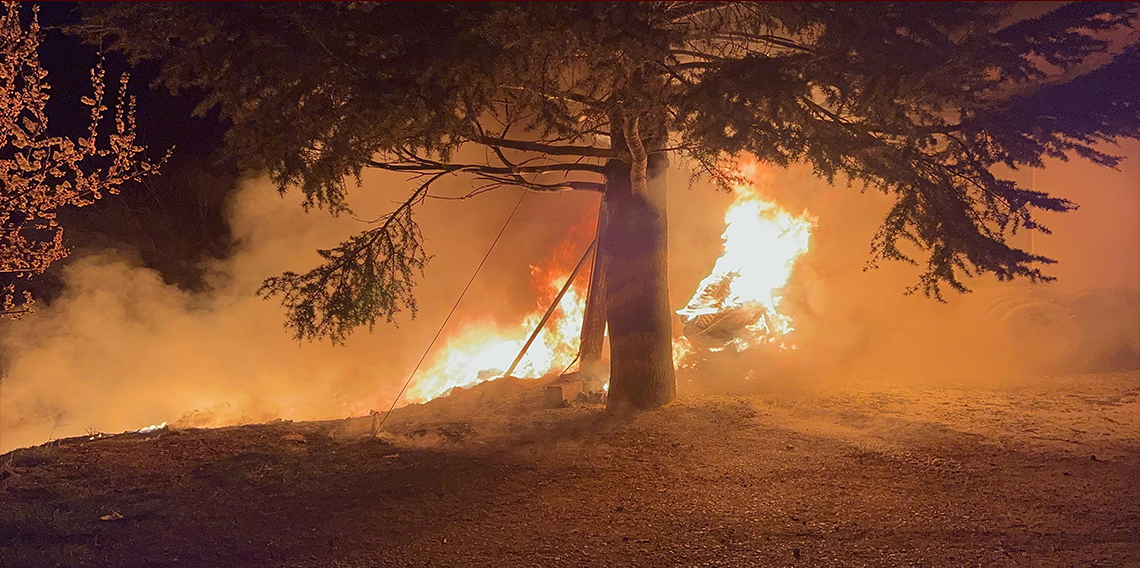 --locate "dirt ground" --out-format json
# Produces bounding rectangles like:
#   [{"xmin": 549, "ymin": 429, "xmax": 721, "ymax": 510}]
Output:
[{"xmin": 2, "ymin": 371, "xmax": 1138, "ymax": 567}]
